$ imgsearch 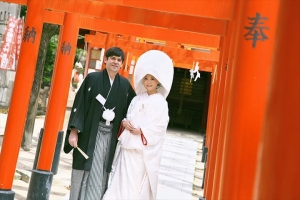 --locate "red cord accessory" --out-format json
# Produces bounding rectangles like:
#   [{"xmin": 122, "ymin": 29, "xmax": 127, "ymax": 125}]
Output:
[
  {"xmin": 117, "ymin": 123, "xmax": 125, "ymax": 138},
  {"xmin": 140, "ymin": 128, "xmax": 148, "ymax": 145}
]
